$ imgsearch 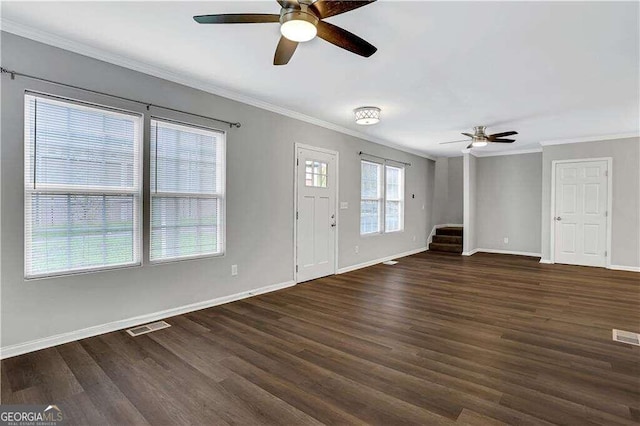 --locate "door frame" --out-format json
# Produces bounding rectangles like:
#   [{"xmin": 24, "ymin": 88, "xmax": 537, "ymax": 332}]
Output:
[
  {"xmin": 549, "ymin": 157, "xmax": 612, "ymax": 268},
  {"xmin": 293, "ymin": 143, "xmax": 340, "ymax": 283}
]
